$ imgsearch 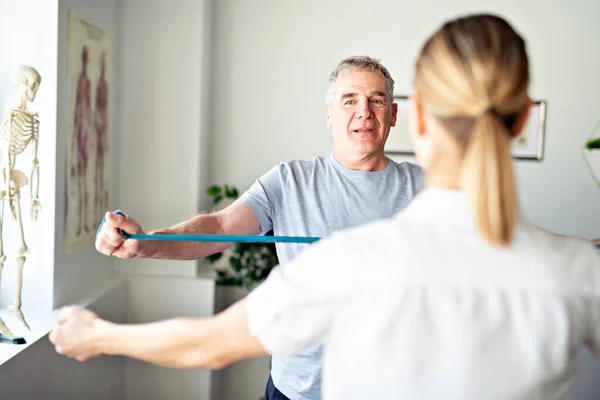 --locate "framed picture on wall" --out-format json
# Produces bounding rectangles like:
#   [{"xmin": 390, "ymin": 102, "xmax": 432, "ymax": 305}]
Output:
[
  {"xmin": 384, "ymin": 95, "xmax": 413, "ymax": 155},
  {"xmin": 384, "ymin": 95, "xmax": 547, "ymax": 161},
  {"xmin": 510, "ymin": 100, "xmax": 547, "ymax": 160}
]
